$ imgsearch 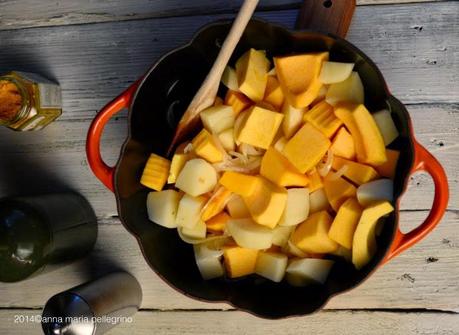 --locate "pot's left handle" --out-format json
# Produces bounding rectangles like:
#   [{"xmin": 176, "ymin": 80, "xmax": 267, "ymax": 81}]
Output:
[{"xmin": 86, "ymin": 82, "xmax": 140, "ymax": 192}]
